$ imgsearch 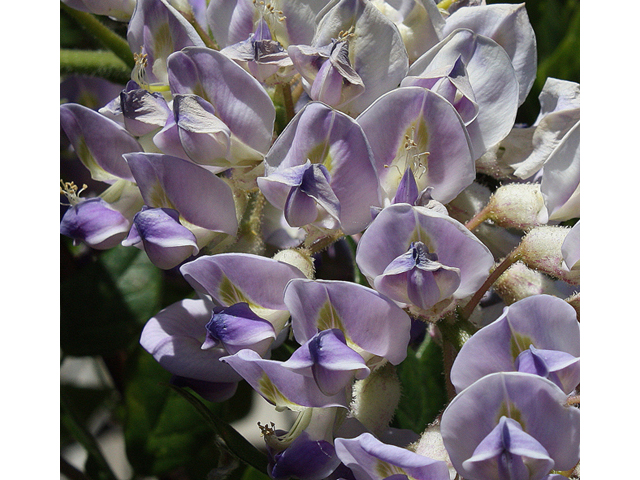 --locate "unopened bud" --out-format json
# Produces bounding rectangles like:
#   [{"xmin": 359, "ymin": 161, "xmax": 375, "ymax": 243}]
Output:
[
  {"xmin": 350, "ymin": 362, "xmax": 401, "ymax": 438},
  {"xmin": 486, "ymin": 183, "xmax": 548, "ymax": 230},
  {"xmin": 272, "ymin": 248, "xmax": 315, "ymax": 279},
  {"xmin": 410, "ymin": 419, "xmax": 455, "ymax": 475},
  {"xmin": 515, "ymin": 226, "xmax": 579, "ymax": 285},
  {"xmin": 493, "ymin": 261, "xmax": 565, "ymax": 305}
]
